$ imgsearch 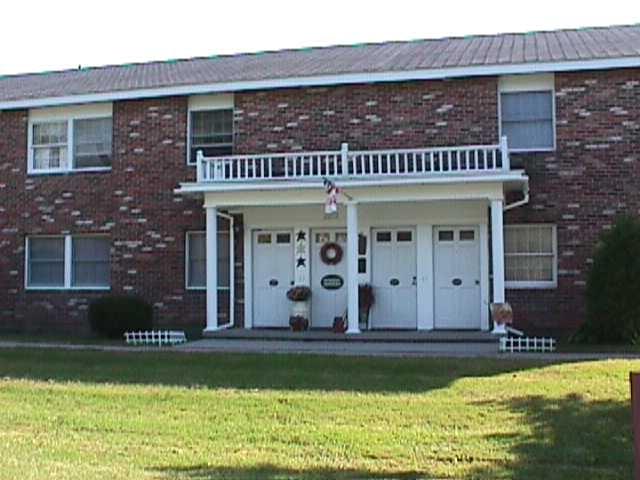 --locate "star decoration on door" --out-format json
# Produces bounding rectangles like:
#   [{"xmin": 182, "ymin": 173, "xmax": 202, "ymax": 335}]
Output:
[
  {"xmin": 296, "ymin": 230, "xmax": 306, "ymax": 242},
  {"xmin": 296, "ymin": 257, "xmax": 306, "ymax": 268}
]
